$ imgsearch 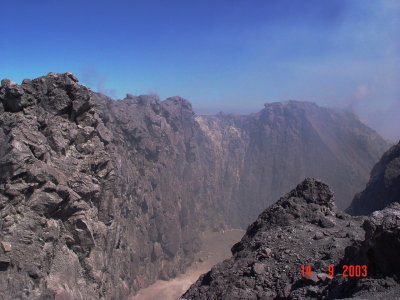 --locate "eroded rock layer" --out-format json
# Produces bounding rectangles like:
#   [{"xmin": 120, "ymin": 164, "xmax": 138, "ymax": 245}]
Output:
[{"xmin": 0, "ymin": 73, "xmax": 389, "ymax": 299}]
